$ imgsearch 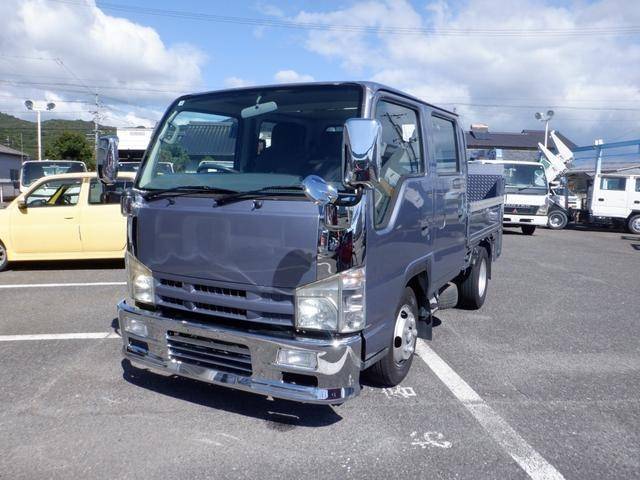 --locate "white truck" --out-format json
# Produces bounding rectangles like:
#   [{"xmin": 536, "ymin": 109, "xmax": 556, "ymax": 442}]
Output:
[
  {"xmin": 540, "ymin": 133, "xmax": 640, "ymax": 234},
  {"xmin": 470, "ymin": 159, "xmax": 549, "ymax": 235}
]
